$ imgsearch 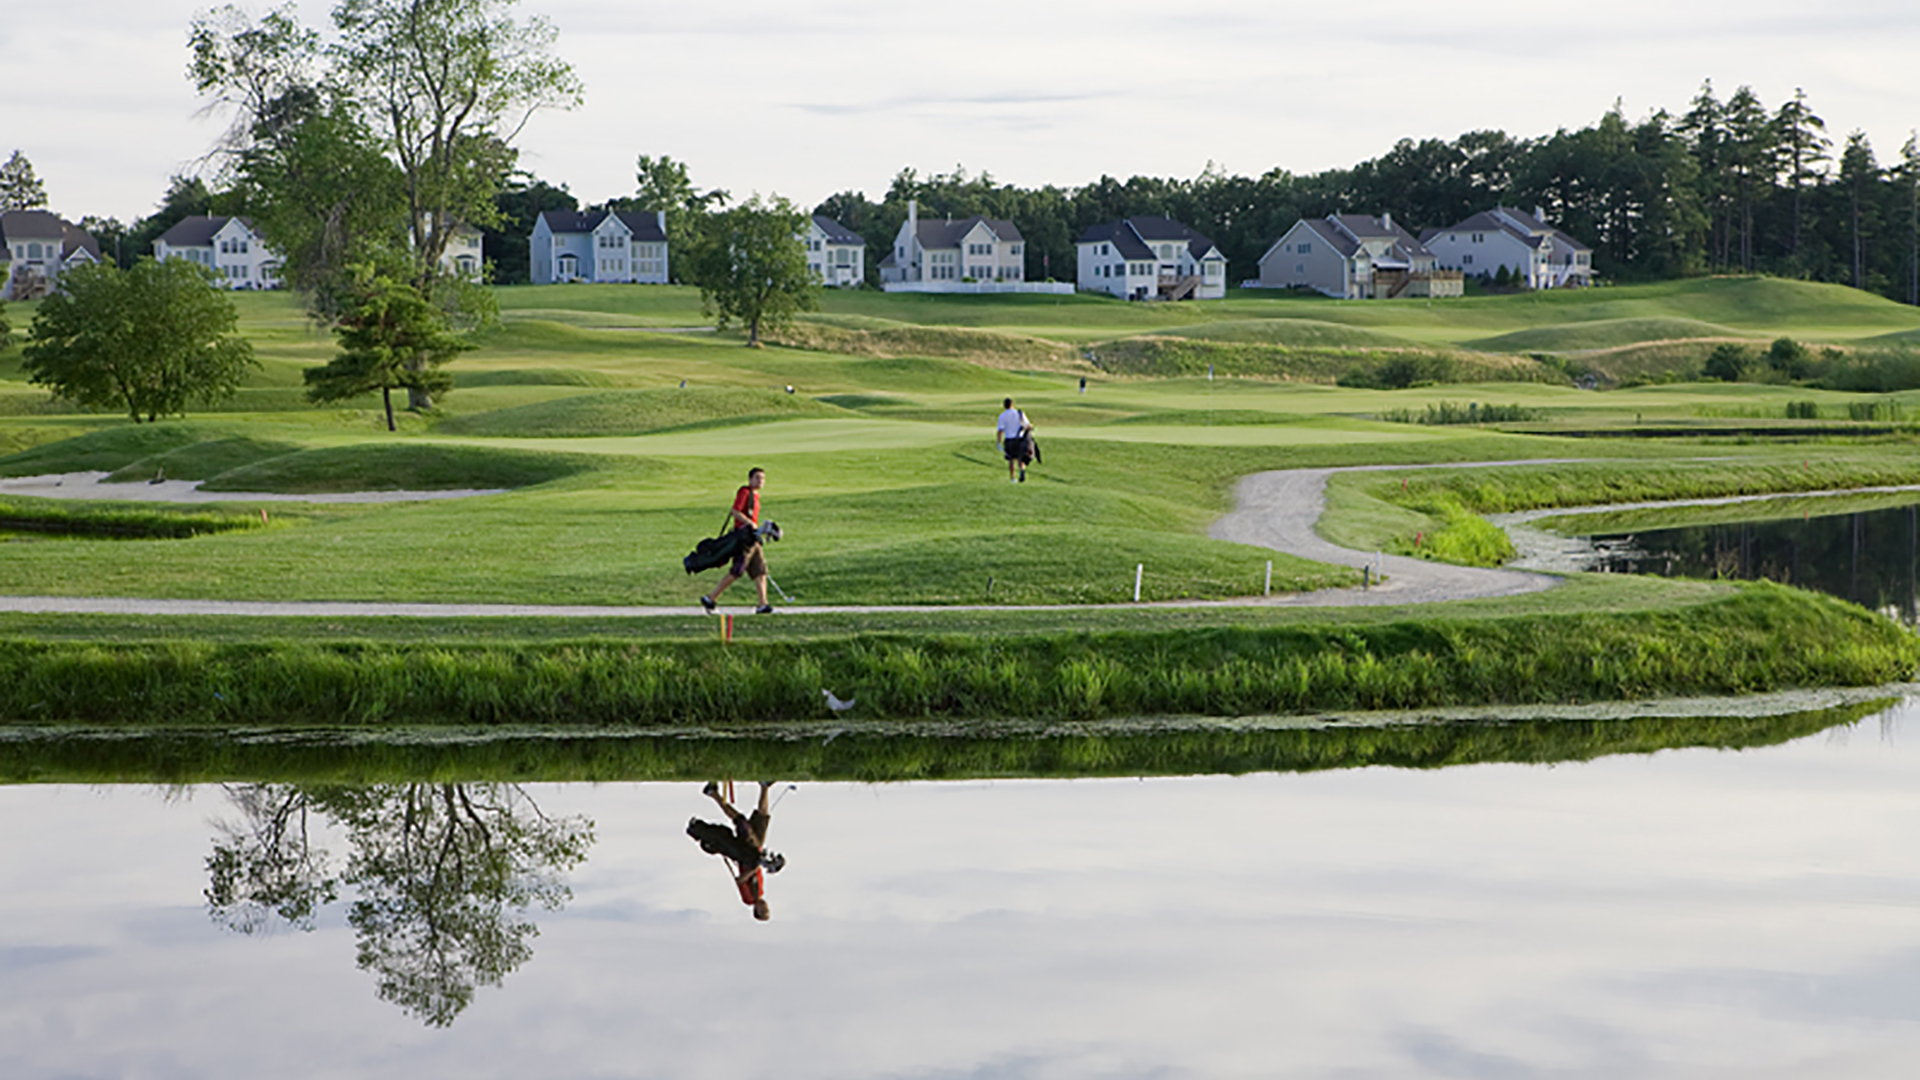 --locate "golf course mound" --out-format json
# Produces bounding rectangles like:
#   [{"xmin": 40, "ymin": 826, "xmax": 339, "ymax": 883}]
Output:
[
  {"xmin": 104, "ymin": 435, "xmax": 304, "ymax": 482},
  {"xmin": 438, "ymin": 386, "xmax": 845, "ymax": 437},
  {"xmin": 0, "ymin": 424, "xmax": 224, "ymax": 477},
  {"xmin": 455, "ymin": 368, "xmax": 613, "ymax": 388},
  {"xmin": 1154, "ymin": 318, "xmax": 1421, "ymax": 349},
  {"xmin": 1092, "ymin": 336, "xmax": 1559, "ymax": 385},
  {"xmin": 1465, "ymin": 317, "xmax": 1748, "ymax": 354},
  {"xmin": 767, "ymin": 319, "xmax": 1082, "ymax": 370},
  {"xmin": 198, "ymin": 442, "xmax": 591, "ymax": 493}
]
